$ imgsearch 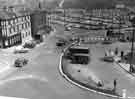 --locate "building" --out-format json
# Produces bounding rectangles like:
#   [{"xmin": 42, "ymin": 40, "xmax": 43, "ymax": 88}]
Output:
[
  {"xmin": 30, "ymin": 9, "xmax": 49, "ymax": 40},
  {"xmin": 18, "ymin": 9, "xmax": 32, "ymax": 44},
  {"xmin": 0, "ymin": 6, "xmax": 32, "ymax": 48}
]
